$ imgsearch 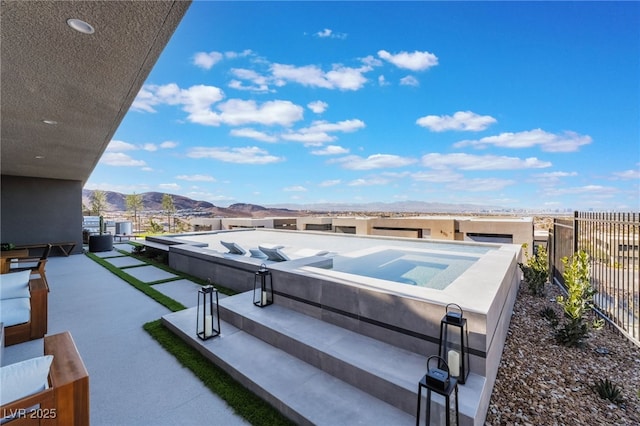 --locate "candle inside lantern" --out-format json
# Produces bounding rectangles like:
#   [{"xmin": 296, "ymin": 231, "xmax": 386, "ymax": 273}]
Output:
[
  {"xmin": 448, "ymin": 349, "xmax": 460, "ymax": 377},
  {"xmin": 261, "ymin": 290, "xmax": 267, "ymax": 305},
  {"xmin": 205, "ymin": 315, "xmax": 213, "ymax": 337}
]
